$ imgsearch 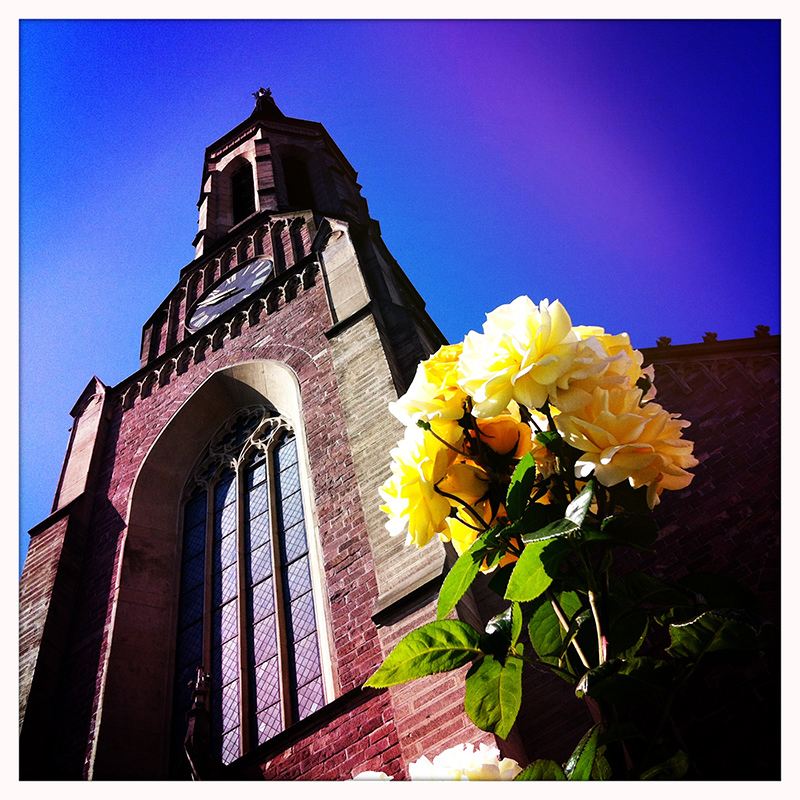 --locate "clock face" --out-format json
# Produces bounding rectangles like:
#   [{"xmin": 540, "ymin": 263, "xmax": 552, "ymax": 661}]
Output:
[{"xmin": 186, "ymin": 257, "xmax": 274, "ymax": 332}]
